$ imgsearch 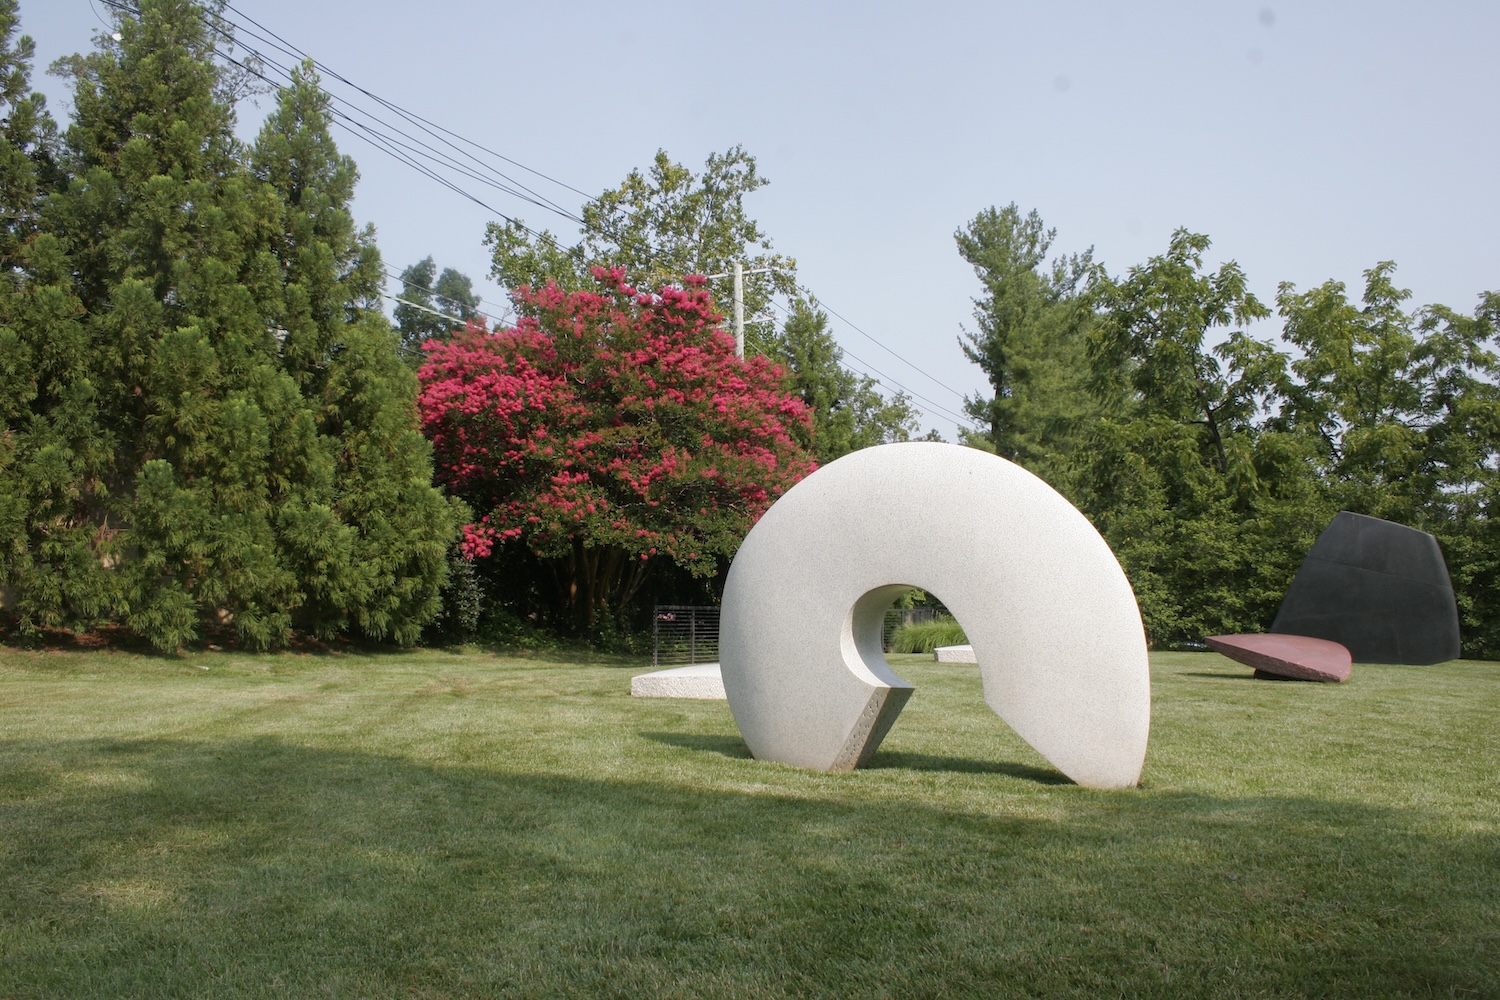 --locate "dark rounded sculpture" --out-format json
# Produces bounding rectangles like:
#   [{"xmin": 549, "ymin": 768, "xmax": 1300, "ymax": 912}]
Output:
[{"xmin": 1269, "ymin": 511, "xmax": 1460, "ymax": 665}]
